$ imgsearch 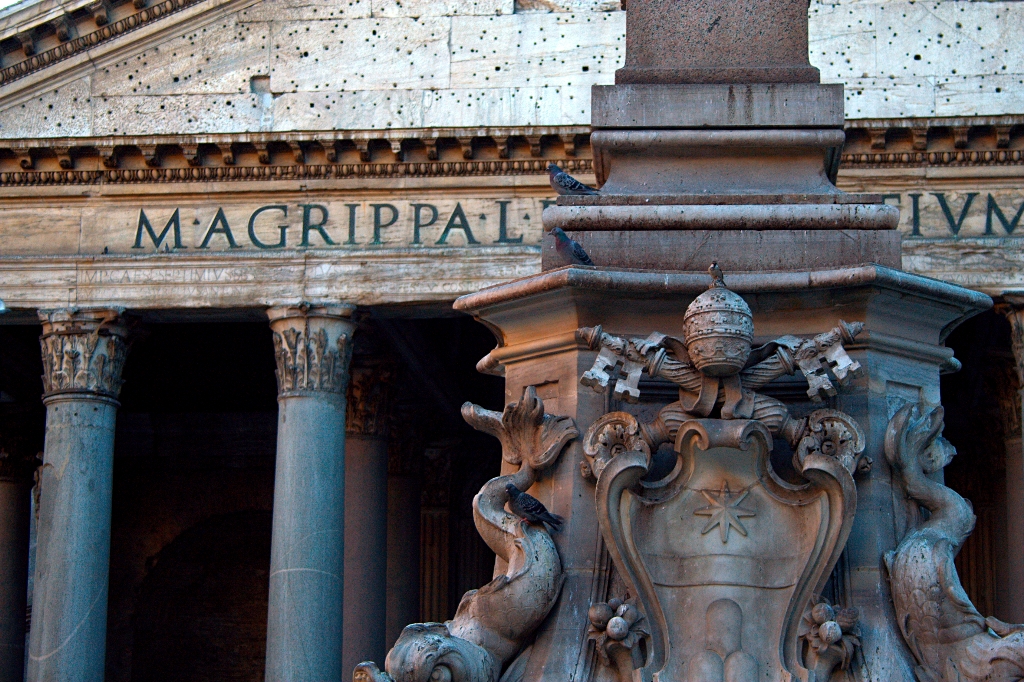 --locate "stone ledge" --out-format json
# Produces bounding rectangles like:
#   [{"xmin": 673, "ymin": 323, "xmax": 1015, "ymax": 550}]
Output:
[{"xmin": 592, "ymin": 84, "xmax": 845, "ymax": 129}]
